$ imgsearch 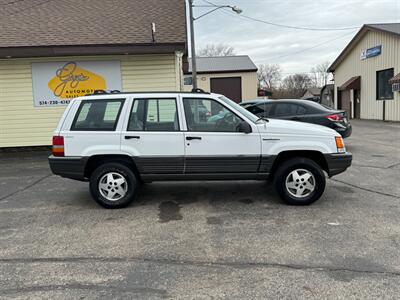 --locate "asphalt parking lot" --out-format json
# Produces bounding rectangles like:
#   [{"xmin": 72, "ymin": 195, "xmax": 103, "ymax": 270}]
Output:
[{"xmin": 0, "ymin": 119, "xmax": 399, "ymax": 299}]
